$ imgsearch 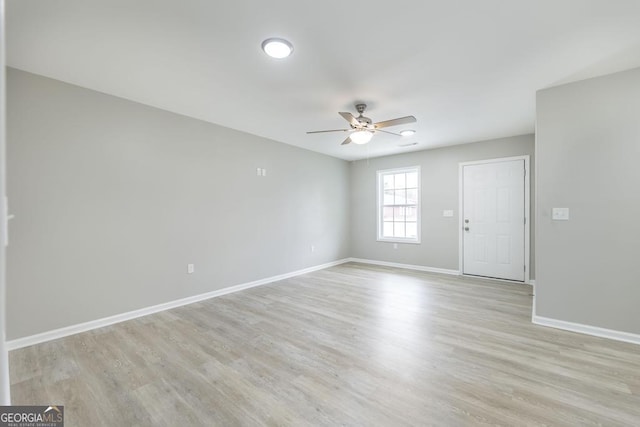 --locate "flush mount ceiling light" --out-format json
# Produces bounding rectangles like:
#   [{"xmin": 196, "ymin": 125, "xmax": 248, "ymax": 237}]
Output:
[
  {"xmin": 261, "ymin": 38, "xmax": 293, "ymax": 59},
  {"xmin": 400, "ymin": 129, "xmax": 416, "ymax": 137},
  {"xmin": 350, "ymin": 130, "xmax": 374, "ymax": 145}
]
